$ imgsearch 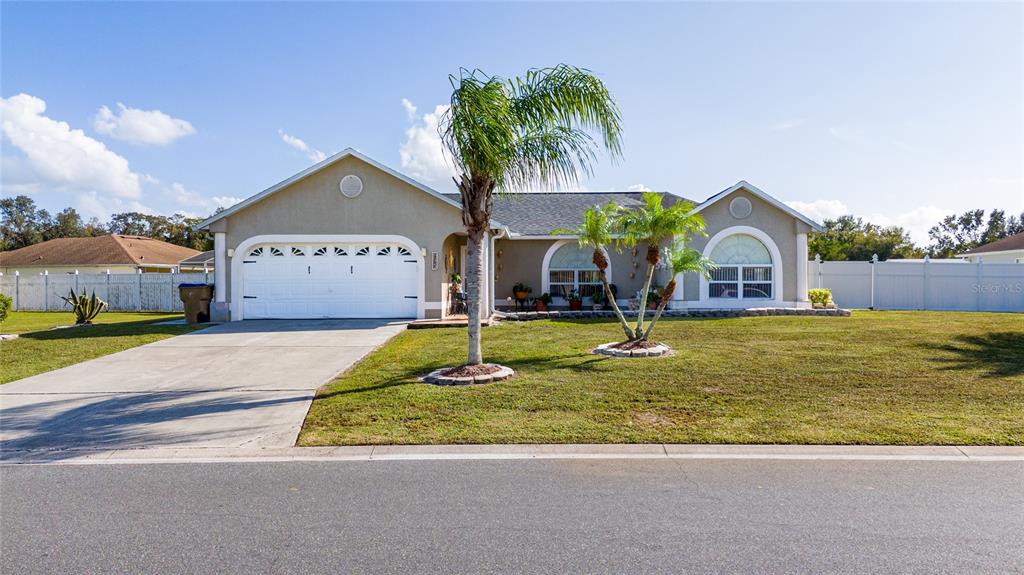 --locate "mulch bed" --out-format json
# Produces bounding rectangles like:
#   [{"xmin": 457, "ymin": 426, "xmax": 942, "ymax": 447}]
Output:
[
  {"xmin": 607, "ymin": 340, "xmax": 662, "ymax": 351},
  {"xmin": 438, "ymin": 364, "xmax": 504, "ymax": 378}
]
